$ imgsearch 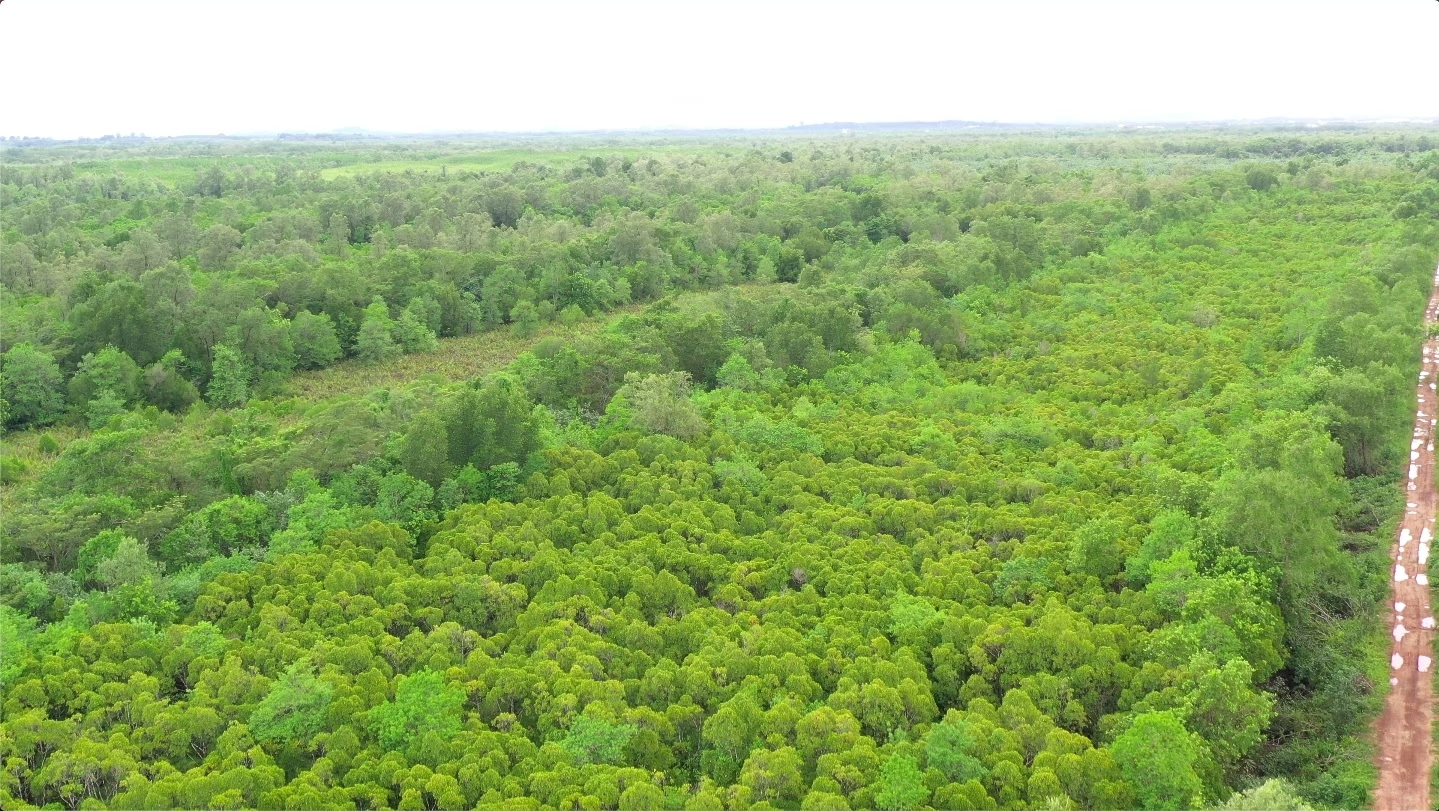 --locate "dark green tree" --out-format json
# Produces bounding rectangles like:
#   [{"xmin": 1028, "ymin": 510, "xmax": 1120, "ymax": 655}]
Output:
[
  {"xmin": 289, "ymin": 310, "xmax": 343, "ymax": 370},
  {"xmin": 400, "ymin": 411, "xmax": 451, "ymax": 487}
]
